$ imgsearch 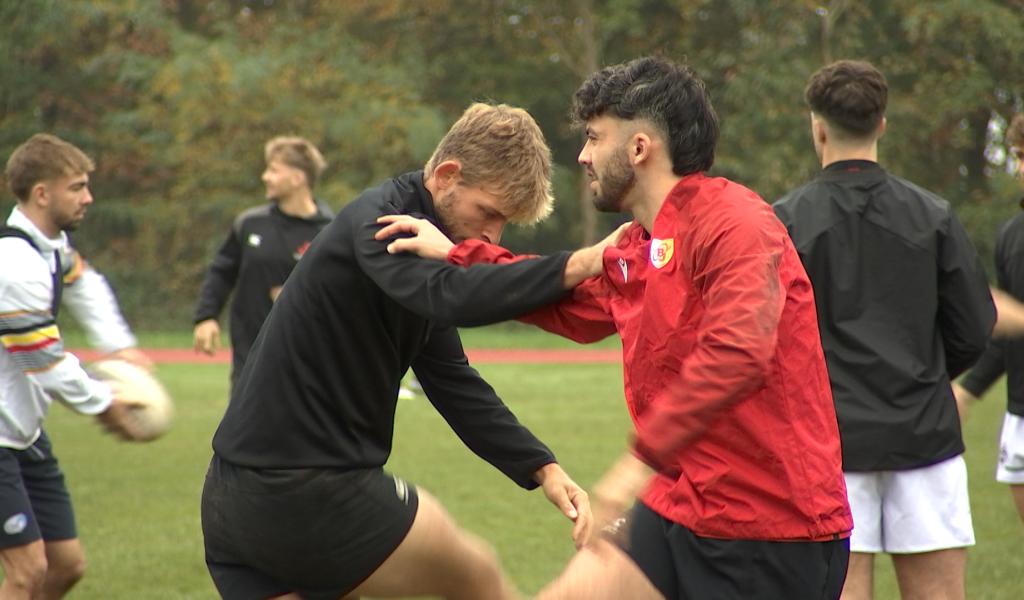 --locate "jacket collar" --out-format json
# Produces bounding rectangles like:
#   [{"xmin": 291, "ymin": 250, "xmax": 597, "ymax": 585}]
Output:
[
  {"xmin": 6, "ymin": 206, "xmax": 68, "ymax": 254},
  {"xmin": 396, "ymin": 170, "xmax": 447, "ymax": 235},
  {"xmin": 818, "ymin": 159, "xmax": 886, "ymax": 183}
]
